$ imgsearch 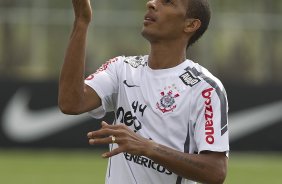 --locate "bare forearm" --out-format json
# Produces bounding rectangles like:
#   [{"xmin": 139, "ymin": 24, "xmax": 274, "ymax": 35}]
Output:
[
  {"xmin": 146, "ymin": 142, "xmax": 227, "ymax": 184},
  {"xmin": 87, "ymin": 123, "xmax": 227, "ymax": 183},
  {"xmin": 58, "ymin": 21, "xmax": 89, "ymax": 114}
]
